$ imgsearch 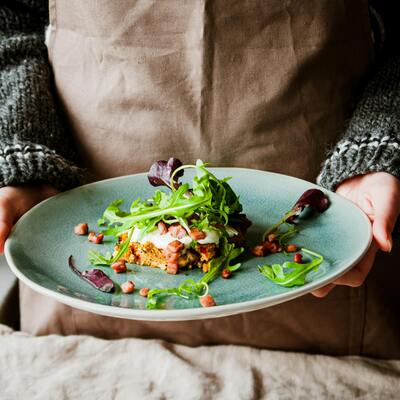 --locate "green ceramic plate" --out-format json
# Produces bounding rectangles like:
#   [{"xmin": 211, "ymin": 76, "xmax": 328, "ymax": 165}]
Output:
[{"xmin": 5, "ymin": 168, "xmax": 372, "ymax": 321}]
